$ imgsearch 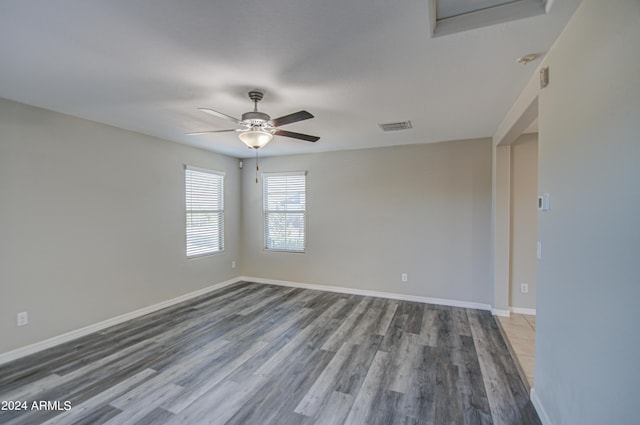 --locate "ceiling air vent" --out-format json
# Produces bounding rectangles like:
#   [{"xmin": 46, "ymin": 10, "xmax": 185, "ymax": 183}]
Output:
[{"xmin": 378, "ymin": 121, "xmax": 412, "ymax": 132}]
